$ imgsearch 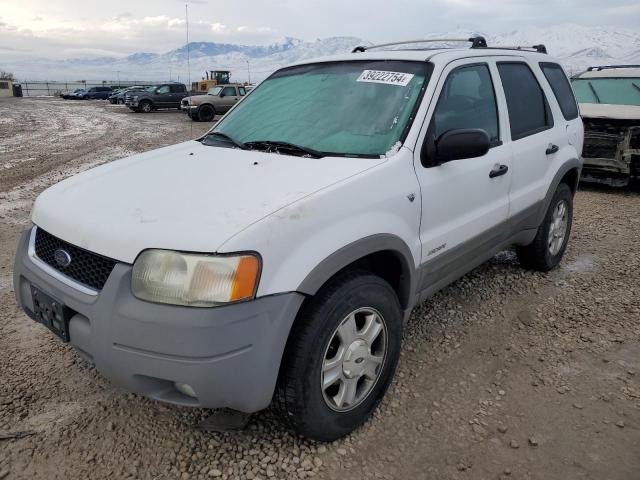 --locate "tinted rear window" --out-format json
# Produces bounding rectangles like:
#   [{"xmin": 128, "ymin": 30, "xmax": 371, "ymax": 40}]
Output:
[
  {"xmin": 540, "ymin": 63, "xmax": 579, "ymax": 120},
  {"xmin": 497, "ymin": 62, "xmax": 553, "ymax": 140}
]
